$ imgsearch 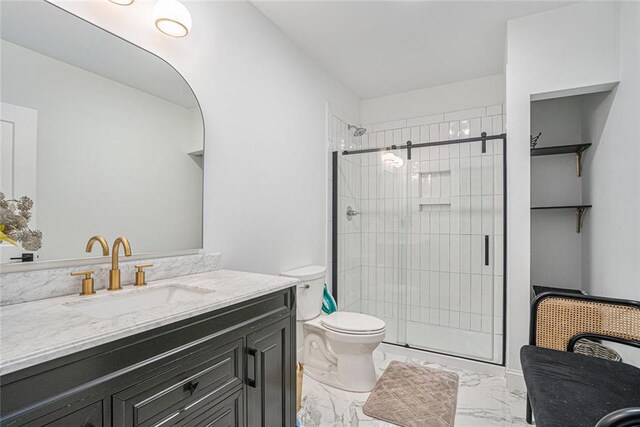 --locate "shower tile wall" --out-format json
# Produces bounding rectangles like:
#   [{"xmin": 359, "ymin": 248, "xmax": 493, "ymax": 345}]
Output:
[
  {"xmin": 357, "ymin": 149, "xmax": 408, "ymax": 343},
  {"xmin": 336, "ymin": 154, "xmax": 363, "ymax": 313},
  {"xmin": 410, "ymin": 144, "xmax": 504, "ymax": 361},
  {"xmin": 327, "ymin": 113, "xmax": 362, "ymax": 313},
  {"xmin": 359, "ymin": 104, "xmax": 506, "ymax": 362}
]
